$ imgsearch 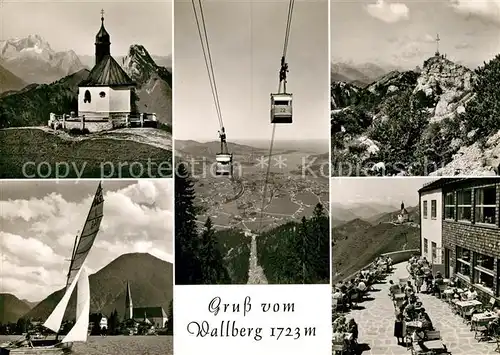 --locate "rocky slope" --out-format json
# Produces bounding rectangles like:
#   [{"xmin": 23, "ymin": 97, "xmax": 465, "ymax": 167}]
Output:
[
  {"xmin": 0, "ymin": 63, "xmax": 26, "ymax": 94},
  {"xmin": 331, "ymin": 54, "xmax": 500, "ymax": 176},
  {"xmin": 122, "ymin": 45, "xmax": 172, "ymax": 124},
  {"xmin": 24, "ymin": 253, "xmax": 173, "ymax": 321},
  {"xmin": 0, "ymin": 35, "xmax": 84, "ymax": 84}
]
